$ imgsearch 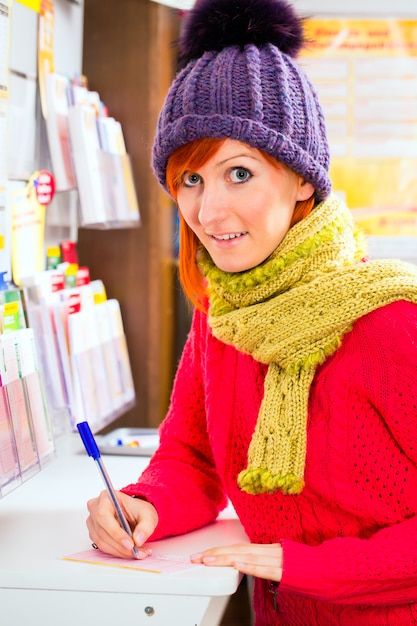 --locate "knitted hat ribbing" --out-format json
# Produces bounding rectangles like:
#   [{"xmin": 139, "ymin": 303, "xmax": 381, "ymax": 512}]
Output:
[{"xmin": 152, "ymin": 0, "xmax": 332, "ymax": 201}]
